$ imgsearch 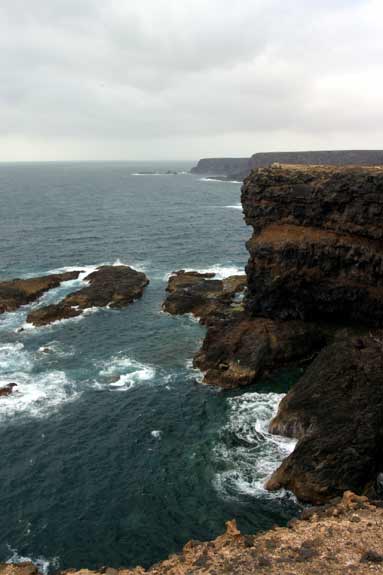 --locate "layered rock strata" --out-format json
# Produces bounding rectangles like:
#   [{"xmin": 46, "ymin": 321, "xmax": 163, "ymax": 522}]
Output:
[
  {"xmin": 27, "ymin": 266, "xmax": 149, "ymax": 326},
  {"xmin": 0, "ymin": 271, "xmax": 80, "ymax": 314},
  {"xmin": 242, "ymin": 164, "xmax": 383, "ymax": 325}
]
